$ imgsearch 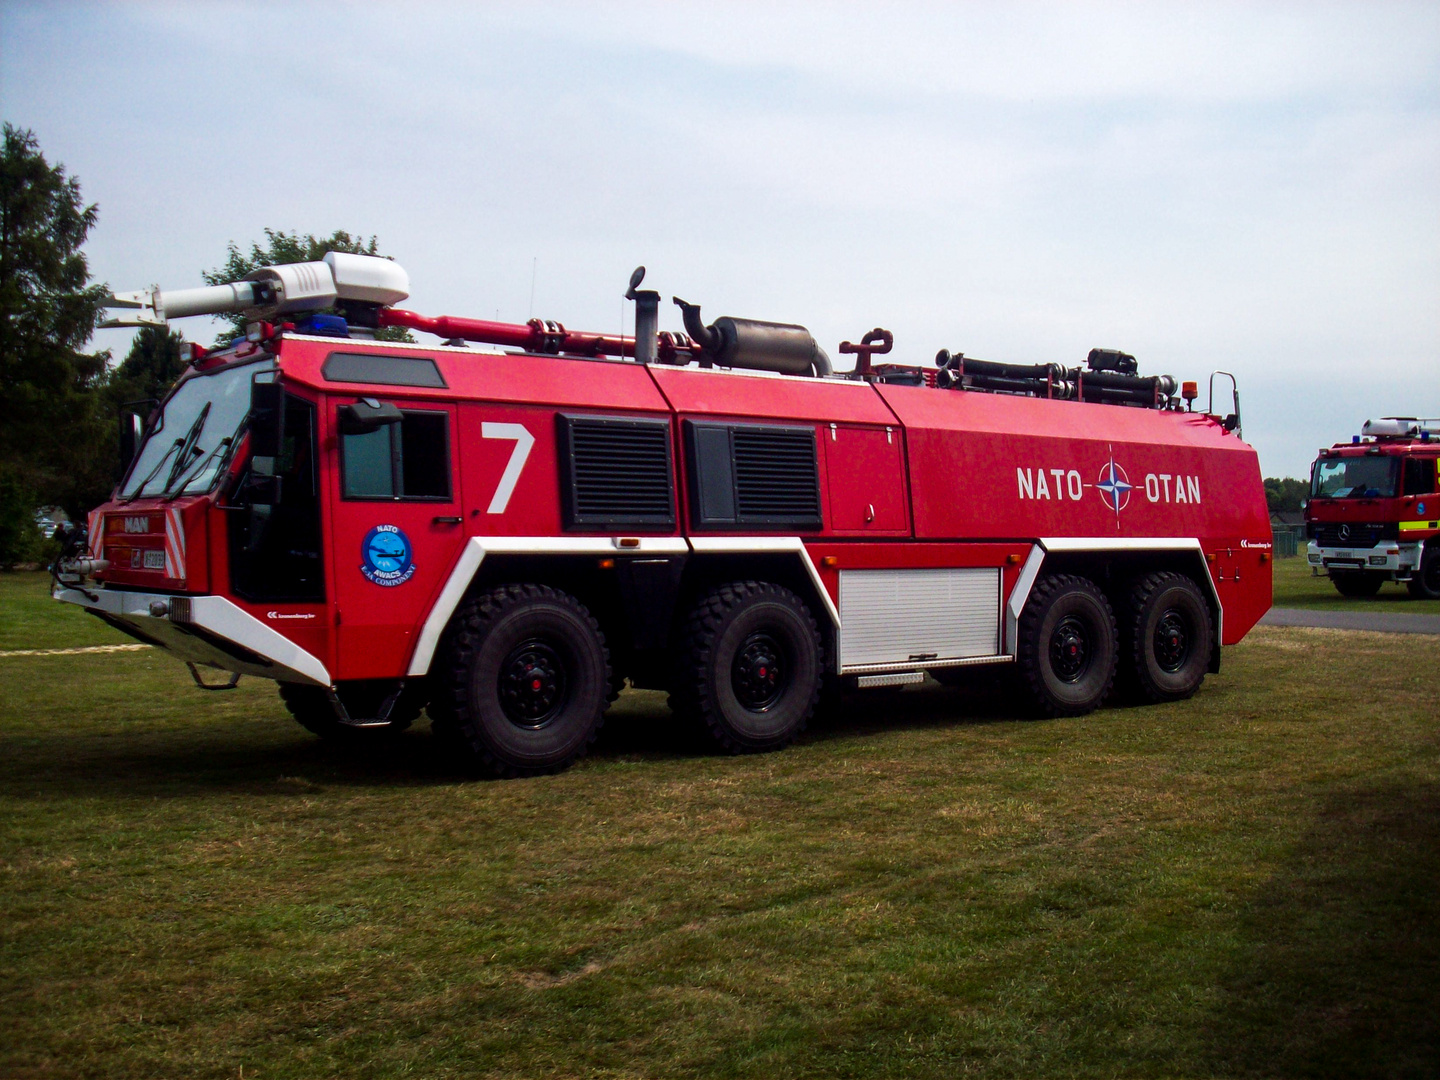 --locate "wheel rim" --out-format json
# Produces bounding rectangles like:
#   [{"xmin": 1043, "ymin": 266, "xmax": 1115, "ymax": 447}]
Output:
[
  {"xmin": 498, "ymin": 639, "xmax": 568, "ymax": 728},
  {"xmin": 1049, "ymin": 615, "xmax": 1091, "ymax": 683},
  {"xmin": 1426, "ymin": 560, "xmax": 1440, "ymax": 591},
  {"xmin": 731, "ymin": 631, "xmax": 789, "ymax": 712},
  {"xmin": 1153, "ymin": 608, "xmax": 1190, "ymax": 672}
]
